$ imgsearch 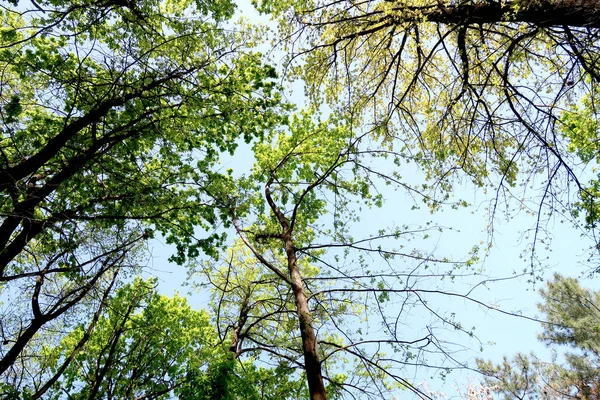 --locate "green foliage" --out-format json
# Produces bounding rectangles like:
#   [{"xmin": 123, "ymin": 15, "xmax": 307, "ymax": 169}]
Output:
[
  {"xmin": 476, "ymin": 354, "xmax": 546, "ymax": 400},
  {"xmin": 0, "ymin": 0, "xmax": 286, "ymax": 273},
  {"xmin": 560, "ymin": 94, "xmax": 600, "ymax": 230},
  {"xmin": 13, "ymin": 277, "xmax": 307, "ymax": 400},
  {"xmin": 538, "ymin": 275, "xmax": 600, "ymax": 353},
  {"xmin": 0, "ymin": 0, "xmax": 287, "ymax": 392},
  {"xmin": 561, "ymin": 96, "xmax": 600, "ymax": 164},
  {"xmin": 42, "ymin": 278, "xmax": 213, "ymax": 399},
  {"xmin": 183, "ymin": 355, "xmax": 308, "ymax": 400},
  {"xmin": 258, "ymin": 0, "xmax": 600, "ymax": 250}
]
